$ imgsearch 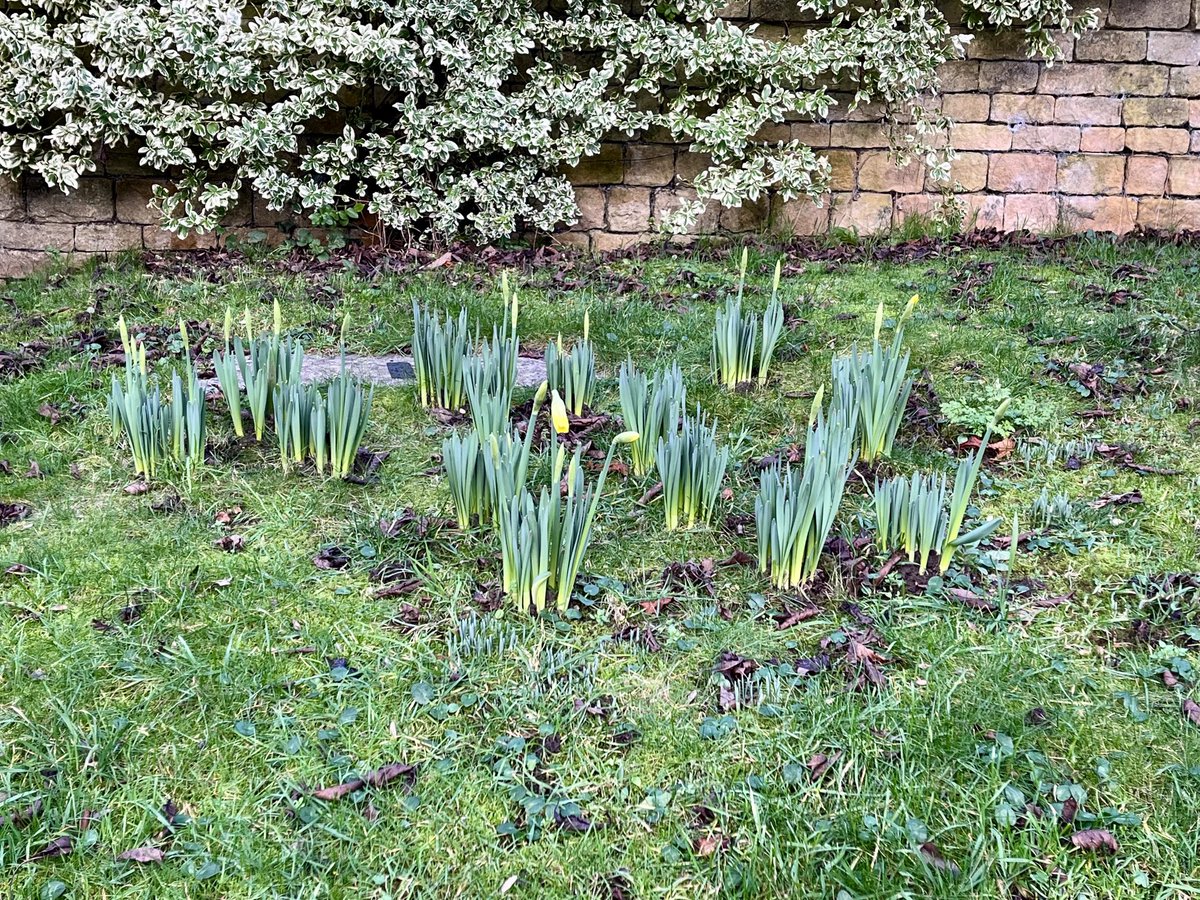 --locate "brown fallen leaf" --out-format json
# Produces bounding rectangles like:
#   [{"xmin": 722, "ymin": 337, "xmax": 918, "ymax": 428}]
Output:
[
  {"xmin": 313, "ymin": 546, "xmax": 351, "ymax": 570},
  {"xmin": 1059, "ymin": 796, "xmax": 1078, "ymax": 825},
  {"xmin": 919, "ymin": 841, "xmax": 961, "ymax": 876},
  {"xmin": 1069, "ymin": 828, "xmax": 1119, "ymax": 854},
  {"xmin": 807, "ymin": 748, "xmax": 843, "ymax": 781},
  {"xmin": 117, "ymin": 846, "xmax": 164, "ymax": 863},
  {"xmin": 313, "ymin": 762, "xmax": 416, "ymax": 801},
  {"xmin": 639, "ymin": 596, "xmax": 675, "ymax": 616},
  {"xmin": 0, "ymin": 798, "xmax": 42, "ymax": 828},
  {"xmin": 25, "ymin": 460, "xmax": 43, "ymax": 479},
  {"xmin": 1183, "ymin": 698, "xmax": 1200, "ymax": 727},
  {"xmin": 124, "ymin": 480, "xmax": 149, "ymax": 495},
  {"xmin": 213, "ymin": 534, "xmax": 246, "ymax": 553},
  {"xmin": 1089, "ymin": 490, "xmax": 1142, "ymax": 509},
  {"xmin": 636, "ymin": 482, "xmax": 664, "ymax": 506},
  {"xmin": 38, "ymin": 403, "xmax": 61, "ymax": 425}
]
